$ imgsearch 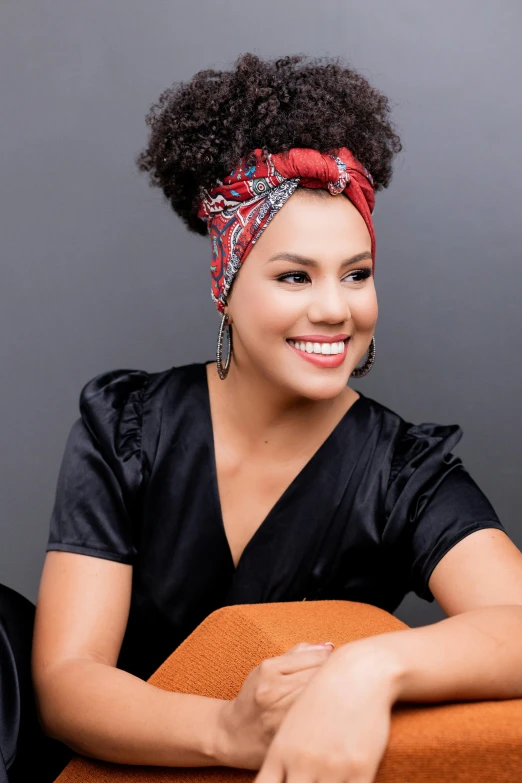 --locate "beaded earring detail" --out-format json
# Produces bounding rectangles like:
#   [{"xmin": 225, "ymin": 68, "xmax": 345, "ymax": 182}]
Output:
[
  {"xmin": 216, "ymin": 311, "xmax": 233, "ymax": 380},
  {"xmin": 350, "ymin": 336, "xmax": 376, "ymax": 378}
]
